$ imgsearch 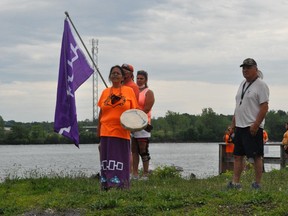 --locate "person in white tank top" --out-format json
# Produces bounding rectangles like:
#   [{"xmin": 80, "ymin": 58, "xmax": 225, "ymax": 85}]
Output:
[{"xmin": 131, "ymin": 70, "xmax": 155, "ymax": 180}]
